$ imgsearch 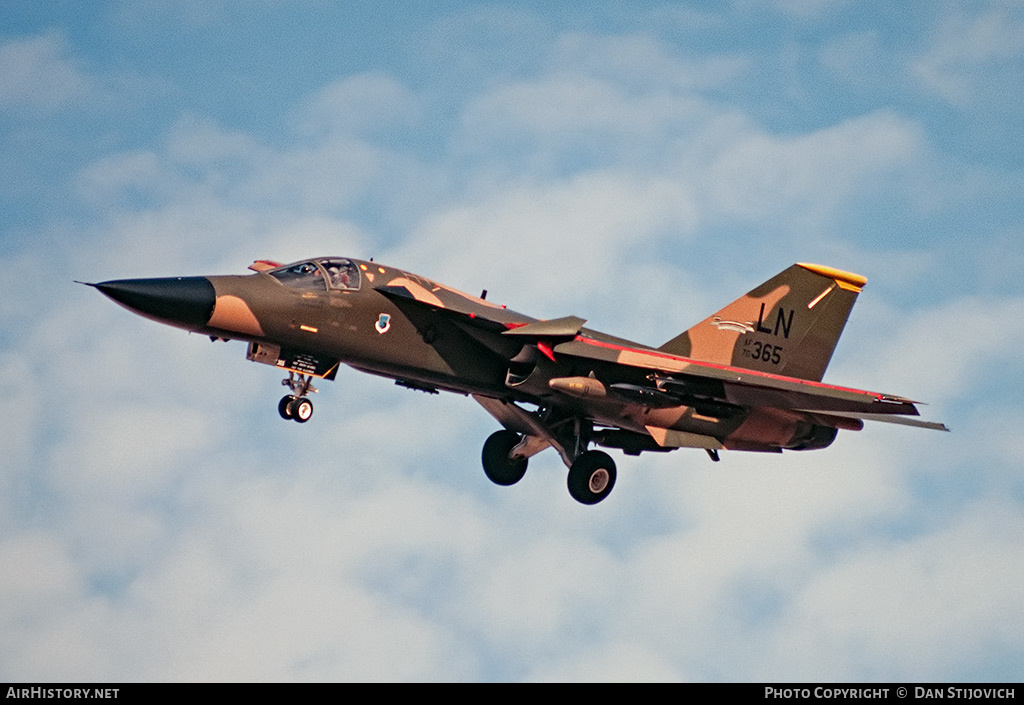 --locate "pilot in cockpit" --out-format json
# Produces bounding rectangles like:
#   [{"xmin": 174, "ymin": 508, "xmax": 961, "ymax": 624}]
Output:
[{"xmin": 326, "ymin": 263, "xmax": 350, "ymax": 289}]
